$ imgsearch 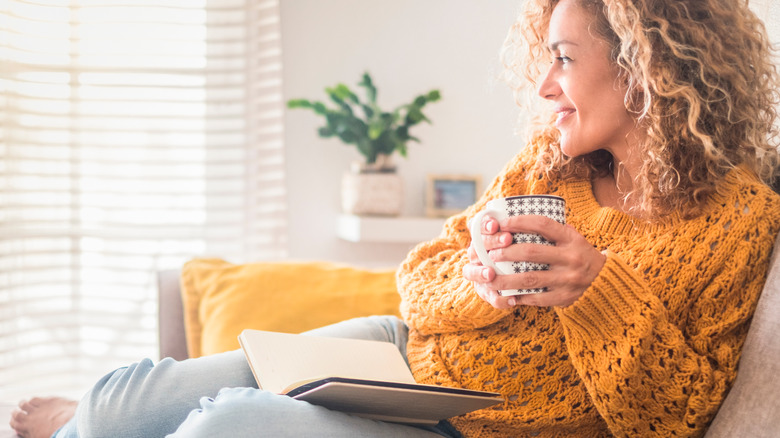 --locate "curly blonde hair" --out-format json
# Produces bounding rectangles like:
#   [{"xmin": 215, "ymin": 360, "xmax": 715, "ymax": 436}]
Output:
[{"xmin": 502, "ymin": 0, "xmax": 780, "ymax": 218}]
